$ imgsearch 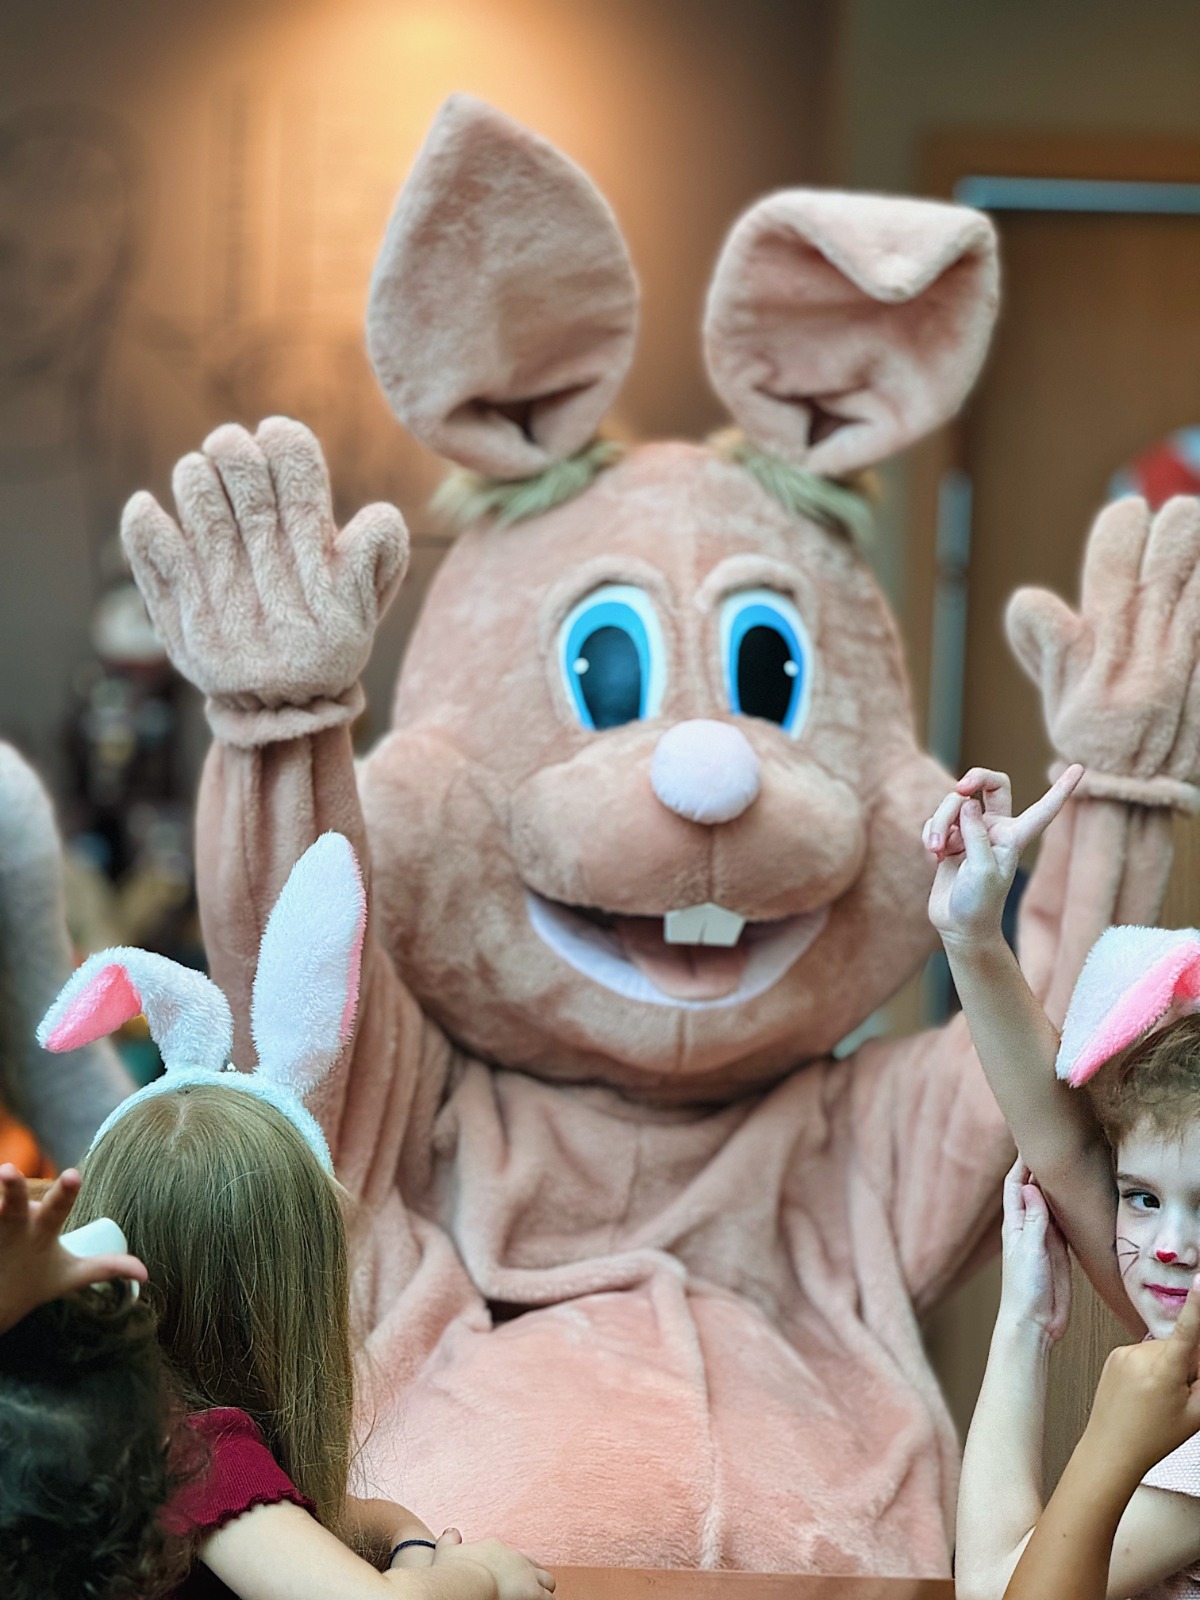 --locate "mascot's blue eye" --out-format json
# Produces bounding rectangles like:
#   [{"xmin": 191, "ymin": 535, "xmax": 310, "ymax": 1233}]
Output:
[
  {"xmin": 559, "ymin": 585, "xmax": 666, "ymax": 730},
  {"xmin": 720, "ymin": 589, "xmax": 812, "ymax": 737}
]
